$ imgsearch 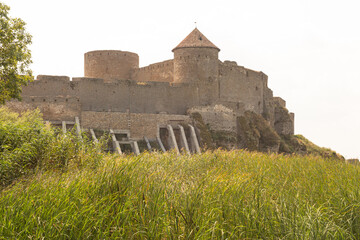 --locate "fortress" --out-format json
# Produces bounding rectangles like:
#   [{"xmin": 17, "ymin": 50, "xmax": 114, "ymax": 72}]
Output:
[{"xmin": 7, "ymin": 28, "xmax": 294, "ymax": 153}]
